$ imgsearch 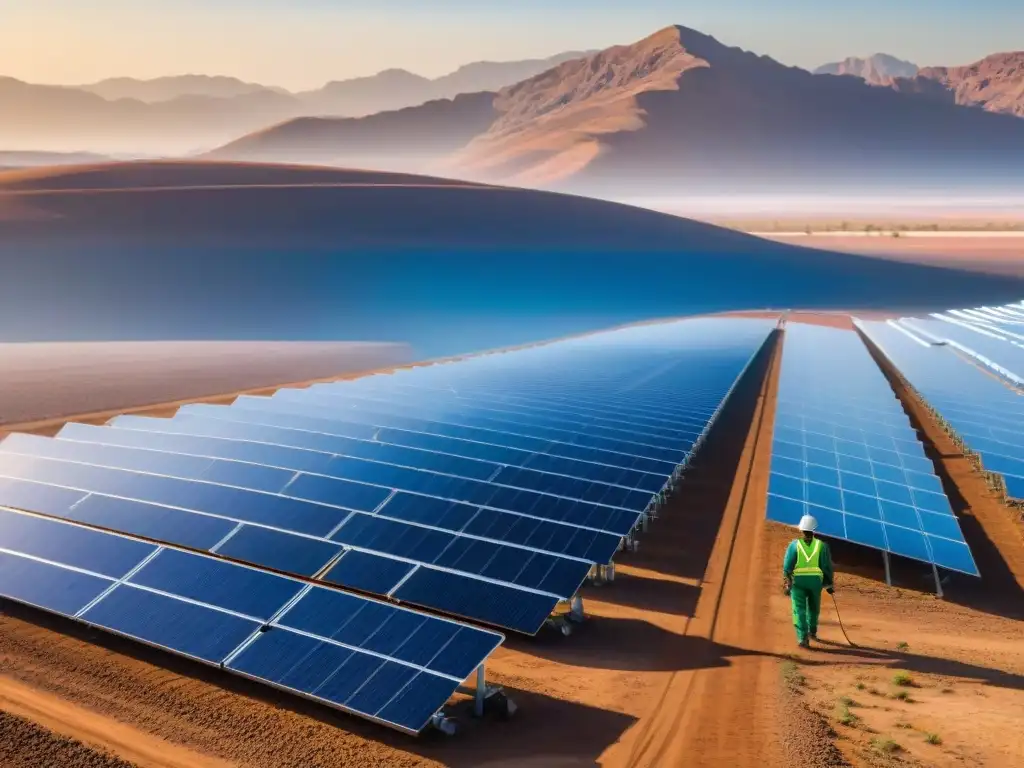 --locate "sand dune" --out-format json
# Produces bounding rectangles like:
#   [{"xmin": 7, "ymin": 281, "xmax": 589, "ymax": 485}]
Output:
[{"xmin": 2, "ymin": 161, "xmax": 1022, "ymax": 358}]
